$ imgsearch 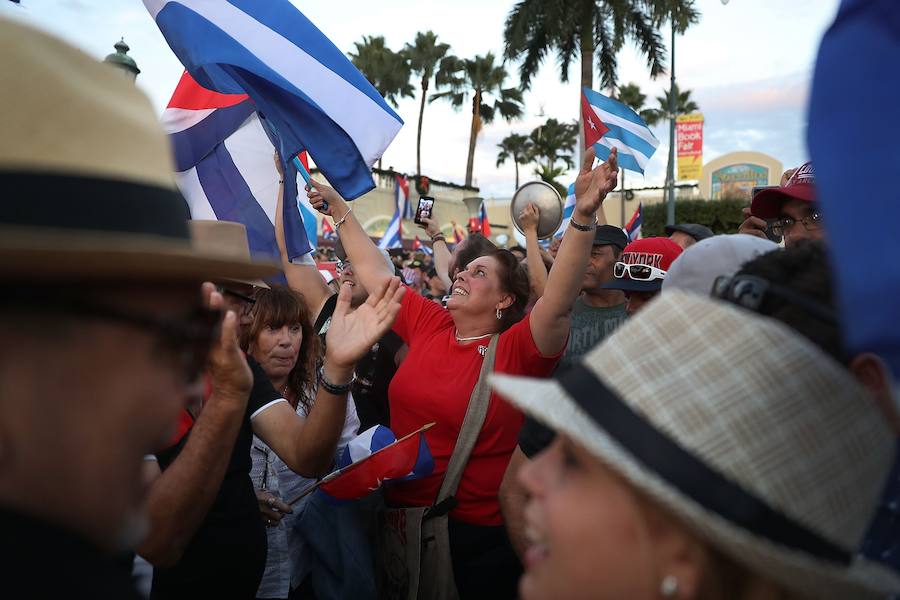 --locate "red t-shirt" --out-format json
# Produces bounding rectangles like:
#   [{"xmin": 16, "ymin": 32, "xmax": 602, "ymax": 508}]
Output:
[{"xmin": 386, "ymin": 289, "xmax": 562, "ymax": 525}]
